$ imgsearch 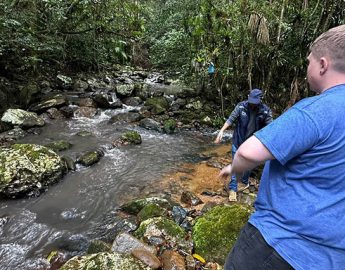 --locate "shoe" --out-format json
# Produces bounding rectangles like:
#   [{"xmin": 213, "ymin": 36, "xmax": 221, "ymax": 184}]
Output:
[
  {"xmin": 228, "ymin": 190, "xmax": 237, "ymax": 202},
  {"xmin": 238, "ymin": 183, "xmax": 249, "ymax": 192}
]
